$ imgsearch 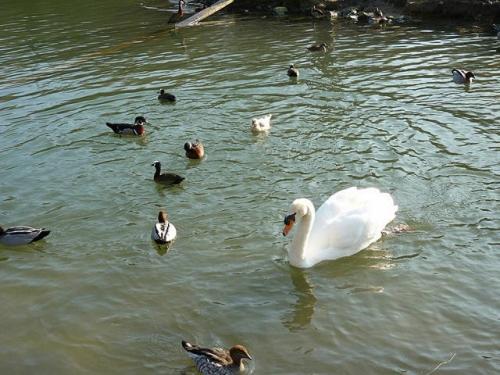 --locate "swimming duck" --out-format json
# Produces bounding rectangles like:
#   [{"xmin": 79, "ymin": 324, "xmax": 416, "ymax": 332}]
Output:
[
  {"xmin": 106, "ymin": 116, "xmax": 146, "ymax": 136},
  {"xmin": 311, "ymin": 5, "xmax": 325, "ymax": 19},
  {"xmin": 282, "ymin": 187, "xmax": 397, "ymax": 268},
  {"xmin": 307, "ymin": 43, "xmax": 328, "ymax": 52},
  {"xmin": 151, "ymin": 161, "xmax": 184, "ymax": 185},
  {"xmin": 151, "ymin": 210, "xmax": 176, "ymax": 244},
  {"xmin": 184, "ymin": 140, "xmax": 205, "ymax": 159},
  {"xmin": 251, "ymin": 114, "xmax": 272, "ymax": 133},
  {"xmin": 452, "ymin": 69, "xmax": 476, "ymax": 84},
  {"xmin": 493, "ymin": 24, "xmax": 500, "ymax": 39},
  {"xmin": 0, "ymin": 225, "xmax": 50, "ymax": 246},
  {"xmin": 168, "ymin": 0, "xmax": 186, "ymax": 23},
  {"xmin": 287, "ymin": 64, "xmax": 299, "ymax": 78},
  {"xmin": 182, "ymin": 340, "xmax": 252, "ymax": 375},
  {"xmin": 158, "ymin": 89, "xmax": 176, "ymax": 102}
]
